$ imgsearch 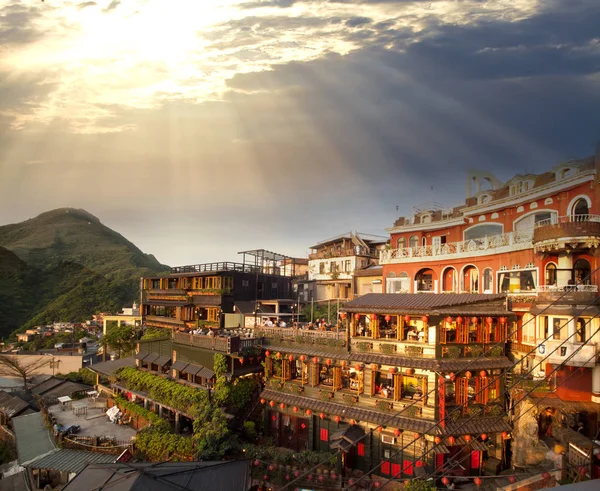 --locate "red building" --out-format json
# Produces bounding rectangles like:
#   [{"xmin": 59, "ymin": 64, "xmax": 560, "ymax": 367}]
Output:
[{"xmin": 380, "ymin": 150, "xmax": 600, "ymax": 410}]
